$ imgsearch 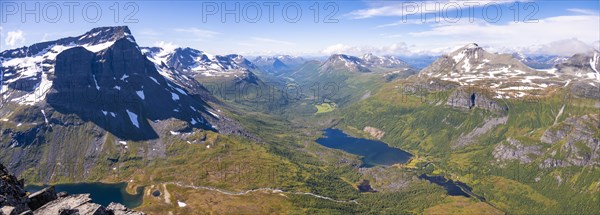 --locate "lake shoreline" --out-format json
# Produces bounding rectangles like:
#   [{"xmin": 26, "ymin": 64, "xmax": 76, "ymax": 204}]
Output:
[
  {"xmin": 316, "ymin": 128, "xmax": 413, "ymax": 167},
  {"xmin": 25, "ymin": 182, "xmax": 145, "ymax": 208}
]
